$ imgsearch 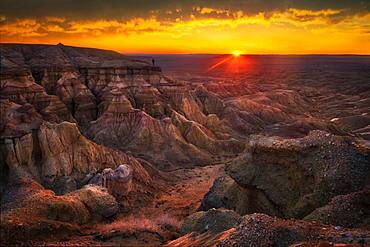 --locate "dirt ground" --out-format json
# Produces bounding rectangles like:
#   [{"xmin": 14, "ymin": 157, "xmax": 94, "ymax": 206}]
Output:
[{"xmin": 34, "ymin": 164, "xmax": 225, "ymax": 246}]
